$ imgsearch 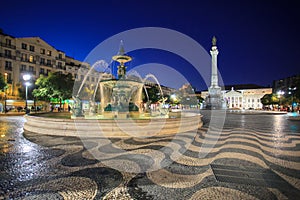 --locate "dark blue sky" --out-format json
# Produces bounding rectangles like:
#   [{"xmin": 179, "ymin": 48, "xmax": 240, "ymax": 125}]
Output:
[{"xmin": 1, "ymin": 0, "xmax": 300, "ymax": 90}]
